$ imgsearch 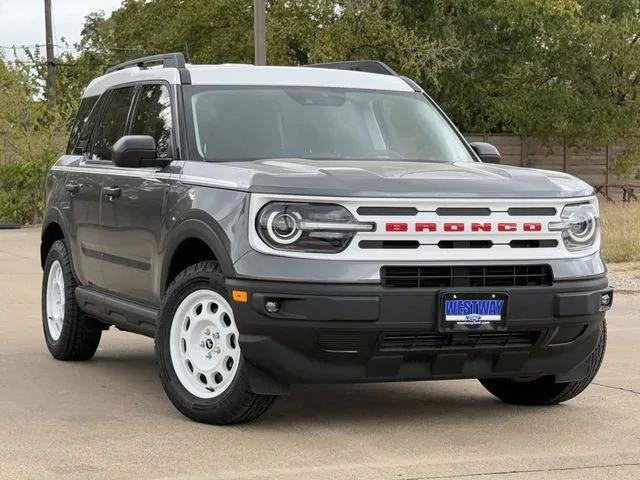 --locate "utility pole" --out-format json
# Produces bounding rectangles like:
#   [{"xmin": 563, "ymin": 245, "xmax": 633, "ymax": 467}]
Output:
[
  {"xmin": 253, "ymin": 0, "xmax": 266, "ymax": 65},
  {"xmin": 44, "ymin": 0, "xmax": 56, "ymax": 107}
]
